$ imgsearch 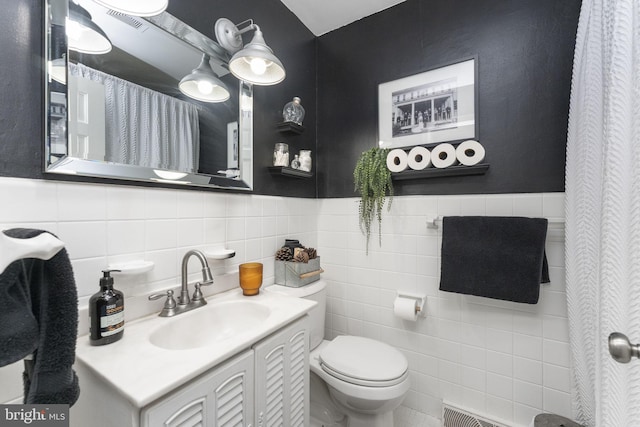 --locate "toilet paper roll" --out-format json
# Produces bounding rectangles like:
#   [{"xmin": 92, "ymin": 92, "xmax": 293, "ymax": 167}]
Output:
[
  {"xmin": 393, "ymin": 297, "xmax": 418, "ymax": 321},
  {"xmin": 456, "ymin": 140, "xmax": 485, "ymax": 166},
  {"xmin": 431, "ymin": 143, "xmax": 458, "ymax": 168},
  {"xmin": 407, "ymin": 146, "xmax": 431, "ymax": 170},
  {"xmin": 386, "ymin": 149, "xmax": 409, "ymax": 173}
]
